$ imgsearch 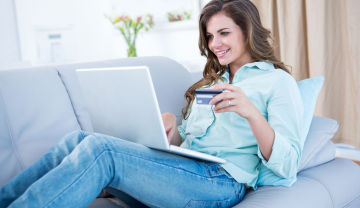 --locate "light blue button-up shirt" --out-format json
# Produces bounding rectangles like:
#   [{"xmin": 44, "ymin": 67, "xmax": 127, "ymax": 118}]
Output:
[{"xmin": 178, "ymin": 61, "xmax": 304, "ymax": 189}]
